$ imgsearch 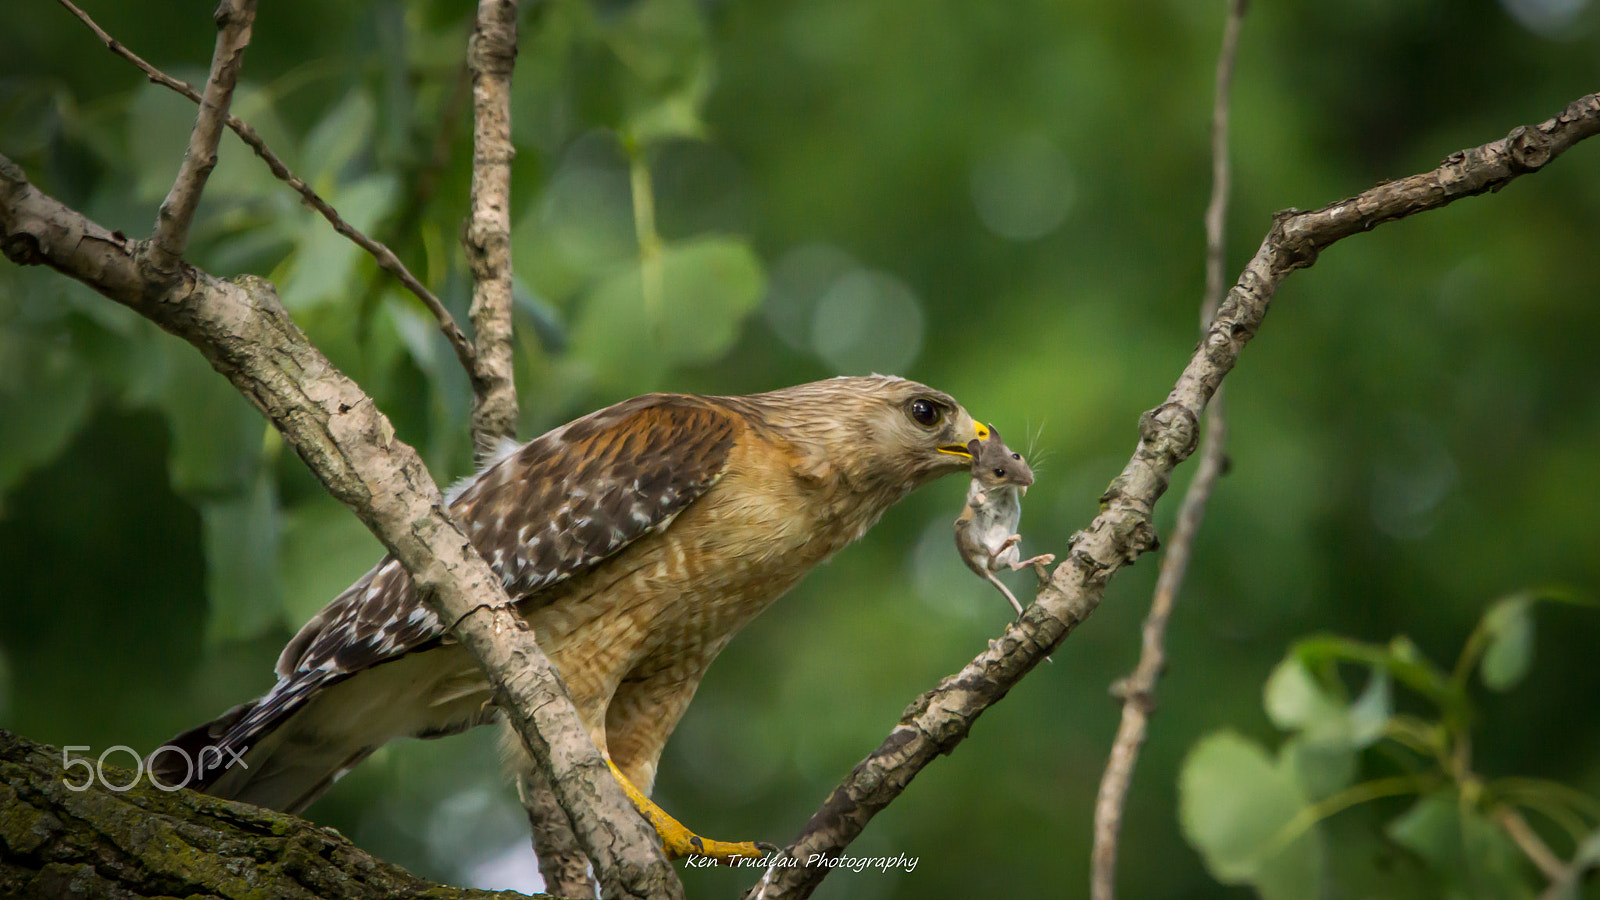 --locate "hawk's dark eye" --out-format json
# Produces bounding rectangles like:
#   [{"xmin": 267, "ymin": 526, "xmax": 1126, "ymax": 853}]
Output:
[{"xmin": 908, "ymin": 398, "xmax": 941, "ymax": 428}]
